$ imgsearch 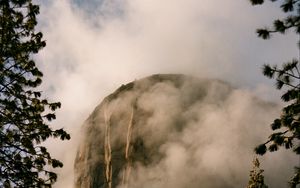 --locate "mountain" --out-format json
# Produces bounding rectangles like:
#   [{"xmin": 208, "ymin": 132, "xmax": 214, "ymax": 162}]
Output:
[{"xmin": 74, "ymin": 74, "xmax": 289, "ymax": 188}]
